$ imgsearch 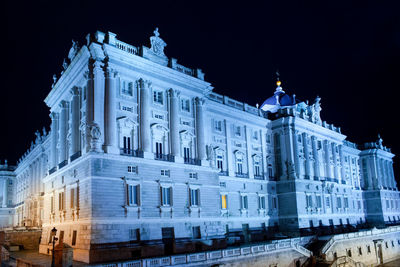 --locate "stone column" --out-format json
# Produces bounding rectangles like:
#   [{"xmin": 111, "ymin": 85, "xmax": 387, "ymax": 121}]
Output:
[
  {"xmin": 260, "ymin": 130, "xmax": 268, "ymax": 178},
  {"xmin": 195, "ymin": 97, "xmax": 206, "ymax": 161},
  {"xmin": 324, "ymin": 141, "xmax": 331, "ymax": 179},
  {"xmin": 338, "ymin": 145, "xmax": 345, "ymax": 184},
  {"xmin": 245, "ymin": 126, "xmax": 254, "ymax": 178},
  {"xmin": 168, "ymin": 89, "xmax": 181, "ymax": 159},
  {"xmin": 138, "ymin": 79, "xmax": 151, "ymax": 155},
  {"xmin": 104, "ymin": 68, "xmax": 118, "ymax": 154},
  {"xmin": 311, "ymin": 136, "xmax": 321, "ymax": 179},
  {"xmin": 291, "ymin": 129, "xmax": 300, "ymax": 179},
  {"xmin": 225, "ymin": 120, "xmax": 234, "ymax": 176},
  {"xmin": 2, "ymin": 179, "xmax": 8, "ymax": 207},
  {"xmin": 50, "ymin": 113, "xmax": 59, "ymax": 169},
  {"xmin": 331, "ymin": 143, "xmax": 339, "ymax": 181},
  {"xmin": 302, "ymin": 133, "xmax": 311, "ymax": 179},
  {"xmin": 70, "ymin": 87, "xmax": 81, "ymax": 155},
  {"xmin": 59, "ymin": 101, "xmax": 68, "ymax": 163}
]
